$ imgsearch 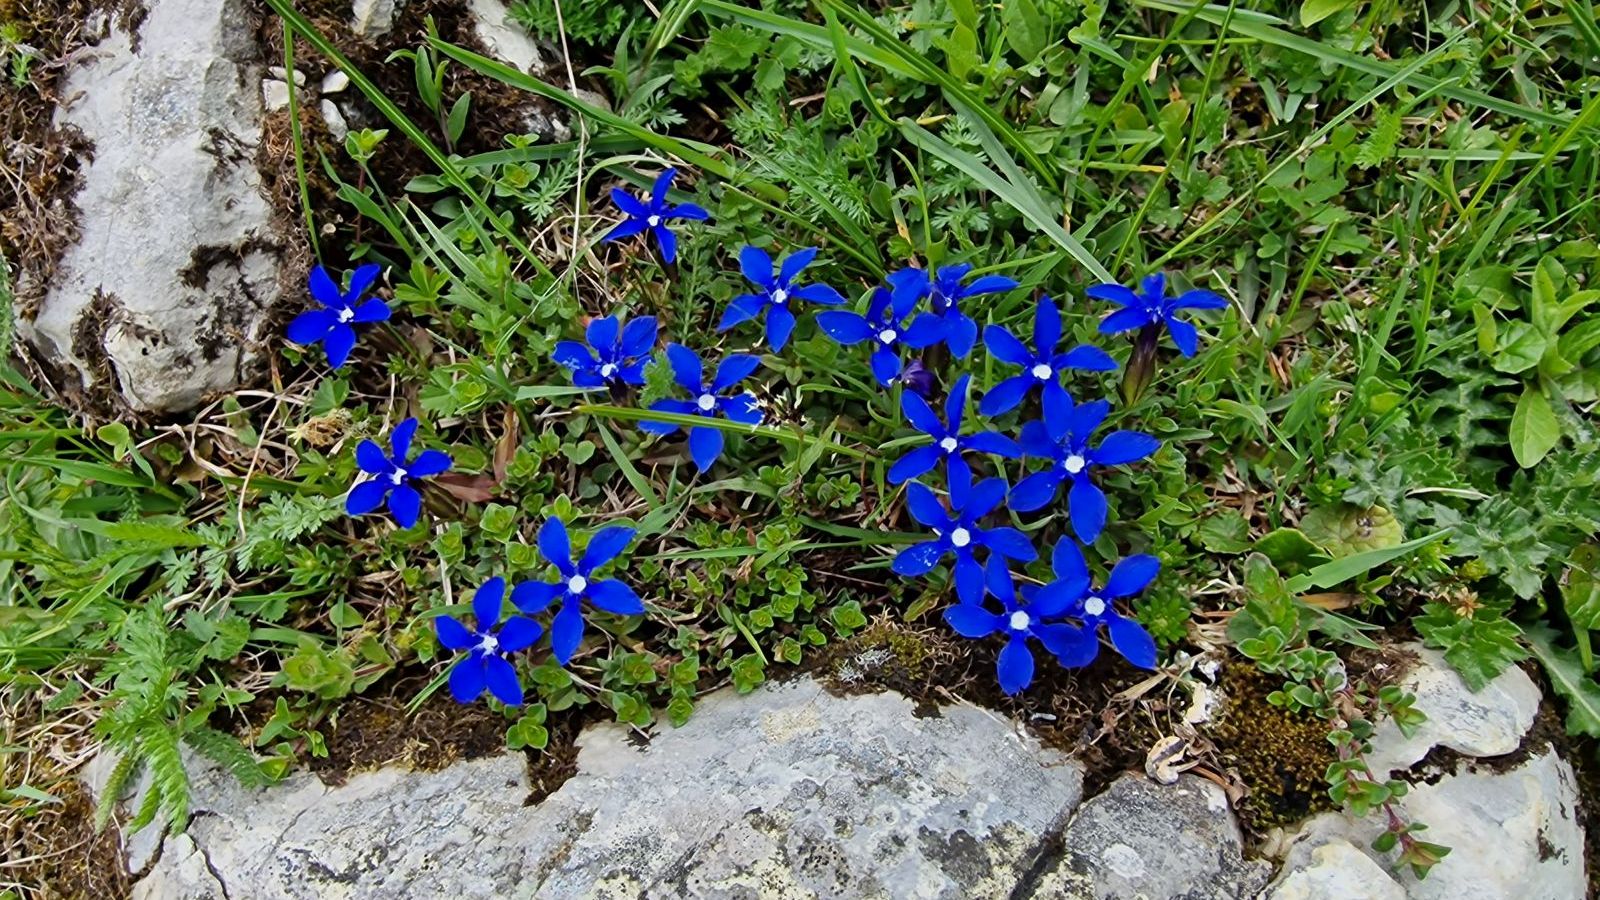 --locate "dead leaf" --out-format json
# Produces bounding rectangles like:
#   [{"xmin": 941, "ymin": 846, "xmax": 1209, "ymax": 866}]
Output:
[
  {"xmin": 432, "ymin": 473, "xmax": 496, "ymax": 503},
  {"xmin": 493, "ymin": 405, "xmax": 518, "ymax": 484}
]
